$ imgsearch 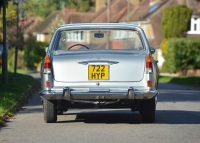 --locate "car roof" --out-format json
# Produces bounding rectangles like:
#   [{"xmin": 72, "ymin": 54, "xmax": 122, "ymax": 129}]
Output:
[{"xmin": 57, "ymin": 23, "xmax": 142, "ymax": 31}]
